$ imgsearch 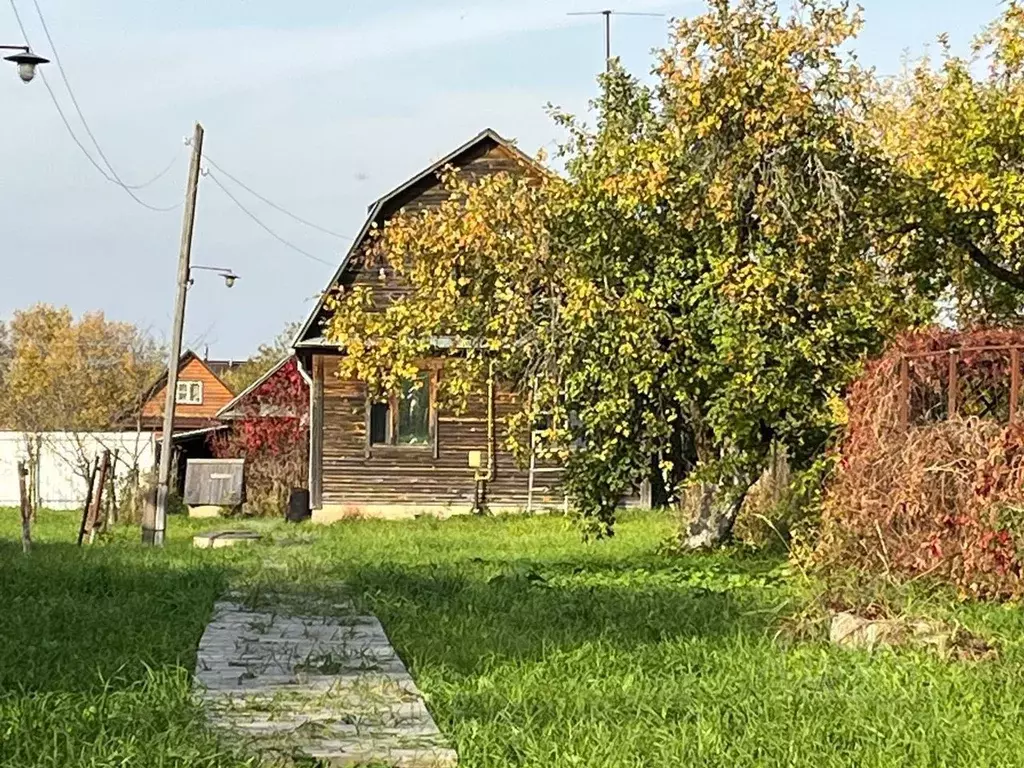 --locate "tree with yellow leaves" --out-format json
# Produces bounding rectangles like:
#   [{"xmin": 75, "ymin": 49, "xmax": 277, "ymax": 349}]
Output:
[
  {"xmin": 878, "ymin": 1, "xmax": 1024, "ymax": 322},
  {"xmin": 0, "ymin": 305, "xmax": 164, "ymax": 489},
  {"xmin": 323, "ymin": 0, "xmax": 933, "ymax": 545},
  {"xmin": 0, "ymin": 305, "xmax": 162, "ymax": 434}
]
